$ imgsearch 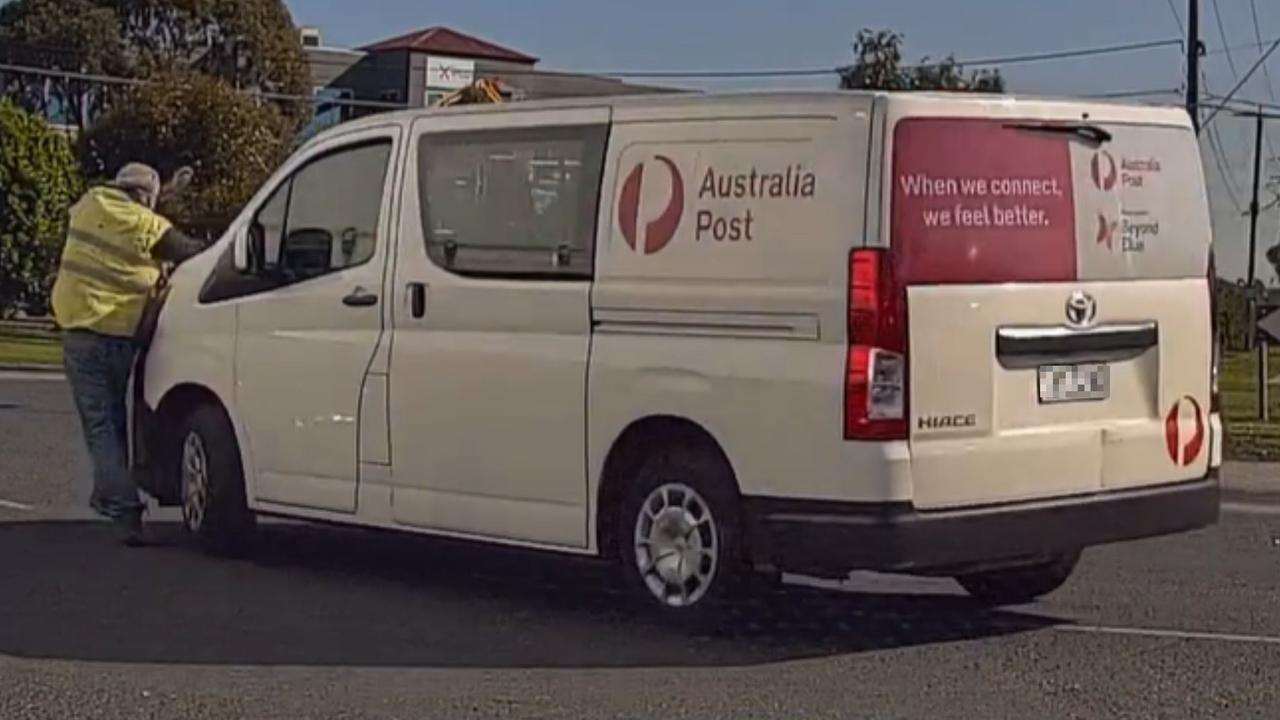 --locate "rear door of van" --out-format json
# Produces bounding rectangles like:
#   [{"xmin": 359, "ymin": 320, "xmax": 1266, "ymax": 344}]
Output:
[{"xmin": 882, "ymin": 98, "xmax": 1213, "ymax": 509}]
